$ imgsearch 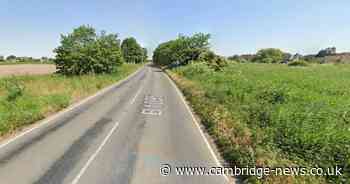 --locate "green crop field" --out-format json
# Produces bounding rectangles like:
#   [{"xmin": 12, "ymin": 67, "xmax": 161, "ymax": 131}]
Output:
[
  {"xmin": 170, "ymin": 63, "xmax": 350, "ymax": 183},
  {"xmin": 0, "ymin": 63, "xmax": 141, "ymax": 137}
]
